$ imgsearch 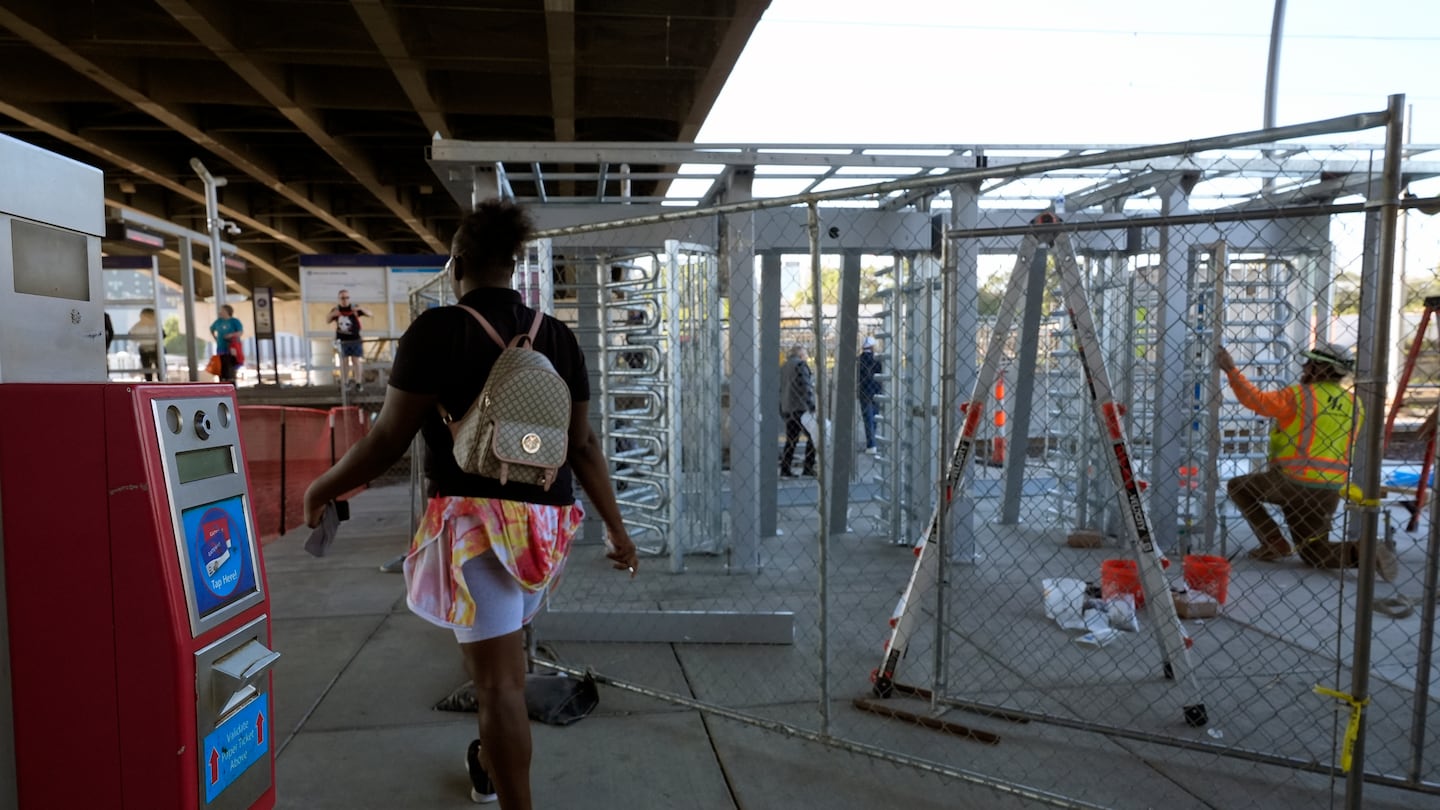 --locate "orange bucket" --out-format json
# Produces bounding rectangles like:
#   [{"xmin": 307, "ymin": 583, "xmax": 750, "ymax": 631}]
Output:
[
  {"xmin": 1183, "ymin": 554, "xmax": 1231, "ymax": 604},
  {"xmin": 1100, "ymin": 559, "xmax": 1144, "ymax": 607}
]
